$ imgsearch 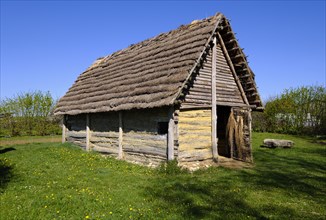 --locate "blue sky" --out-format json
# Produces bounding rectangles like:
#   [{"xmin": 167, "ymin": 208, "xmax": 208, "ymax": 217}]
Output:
[{"xmin": 1, "ymin": 1, "xmax": 325, "ymax": 103}]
